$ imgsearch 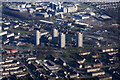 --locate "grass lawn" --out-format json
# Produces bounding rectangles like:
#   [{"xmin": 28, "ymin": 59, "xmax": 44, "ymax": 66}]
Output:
[
  {"xmin": 78, "ymin": 4, "xmax": 95, "ymax": 9},
  {"xmin": 71, "ymin": 26, "xmax": 80, "ymax": 30},
  {"xmin": 78, "ymin": 4, "xmax": 89, "ymax": 9},
  {"xmin": 10, "ymin": 29, "xmax": 33, "ymax": 34}
]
